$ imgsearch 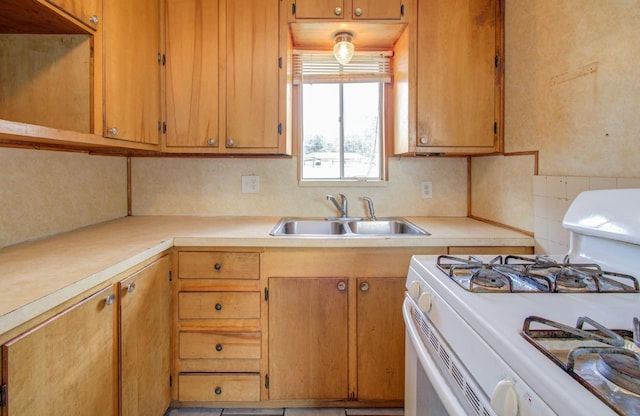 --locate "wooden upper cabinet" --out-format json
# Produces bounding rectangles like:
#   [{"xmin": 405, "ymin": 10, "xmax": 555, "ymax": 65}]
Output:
[
  {"xmin": 103, "ymin": 0, "xmax": 161, "ymax": 145},
  {"xmin": 165, "ymin": 0, "xmax": 219, "ymax": 149},
  {"xmin": 223, "ymin": 0, "xmax": 281, "ymax": 152},
  {"xmin": 292, "ymin": 0, "xmax": 405, "ymax": 20},
  {"xmin": 164, "ymin": 0, "xmax": 288, "ymax": 154},
  {"xmin": 44, "ymin": 0, "xmax": 101, "ymax": 30},
  {"xmin": 394, "ymin": 0, "xmax": 502, "ymax": 155}
]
